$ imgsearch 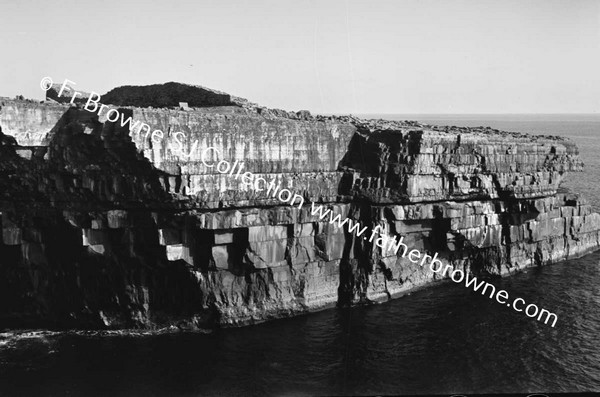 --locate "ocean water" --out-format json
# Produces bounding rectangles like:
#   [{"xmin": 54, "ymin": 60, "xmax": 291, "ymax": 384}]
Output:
[{"xmin": 1, "ymin": 114, "xmax": 599, "ymax": 396}]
